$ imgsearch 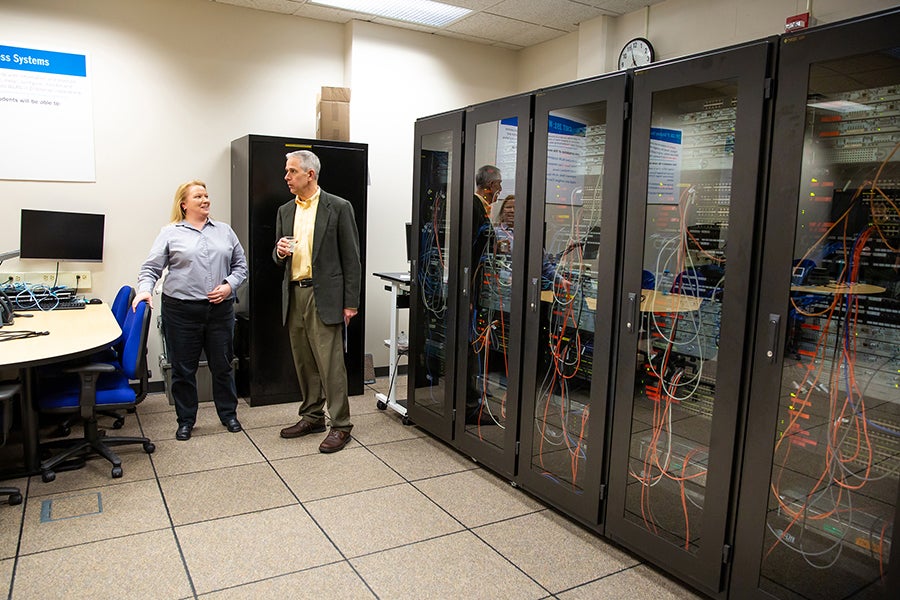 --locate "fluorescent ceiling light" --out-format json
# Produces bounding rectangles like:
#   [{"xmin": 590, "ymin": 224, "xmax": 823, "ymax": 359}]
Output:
[
  {"xmin": 807, "ymin": 100, "xmax": 871, "ymax": 113},
  {"xmin": 310, "ymin": 0, "xmax": 471, "ymax": 27}
]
